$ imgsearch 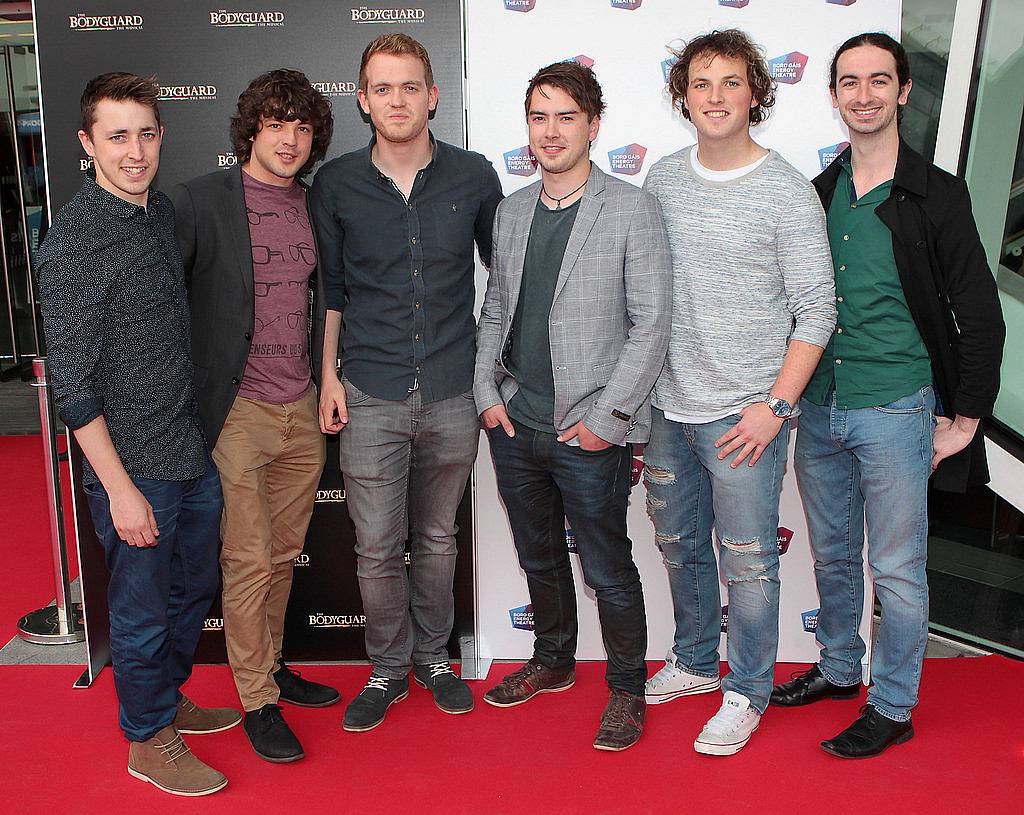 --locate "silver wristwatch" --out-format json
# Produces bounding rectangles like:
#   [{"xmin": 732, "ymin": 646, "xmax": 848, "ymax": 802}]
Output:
[{"xmin": 764, "ymin": 395, "xmax": 793, "ymax": 419}]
